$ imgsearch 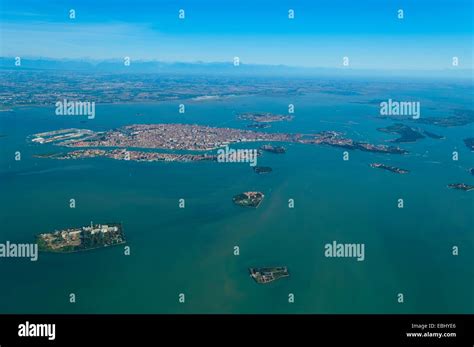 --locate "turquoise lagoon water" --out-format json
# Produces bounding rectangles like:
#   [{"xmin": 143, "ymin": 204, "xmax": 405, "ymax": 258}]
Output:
[{"xmin": 0, "ymin": 83, "xmax": 473, "ymax": 313}]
